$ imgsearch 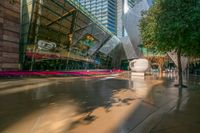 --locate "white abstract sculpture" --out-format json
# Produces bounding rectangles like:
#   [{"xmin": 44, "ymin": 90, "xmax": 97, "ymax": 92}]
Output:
[{"xmin": 129, "ymin": 58, "xmax": 149, "ymax": 72}]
